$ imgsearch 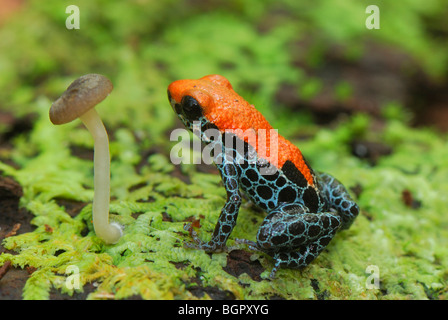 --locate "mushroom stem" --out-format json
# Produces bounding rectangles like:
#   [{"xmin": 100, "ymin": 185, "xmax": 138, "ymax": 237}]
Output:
[{"xmin": 79, "ymin": 108, "xmax": 122, "ymax": 244}]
